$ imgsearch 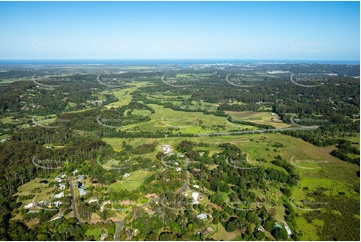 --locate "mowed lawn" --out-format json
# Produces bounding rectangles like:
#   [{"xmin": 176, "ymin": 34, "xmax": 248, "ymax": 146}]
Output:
[
  {"xmin": 107, "ymin": 170, "xmax": 152, "ymax": 191},
  {"xmin": 225, "ymin": 111, "xmax": 290, "ymax": 129}
]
